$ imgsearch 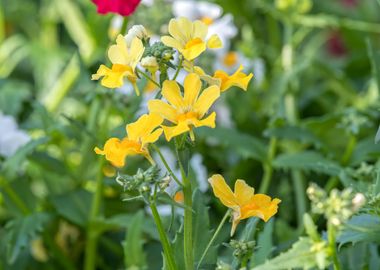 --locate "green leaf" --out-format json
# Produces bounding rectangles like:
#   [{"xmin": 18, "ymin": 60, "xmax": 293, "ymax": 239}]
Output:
[
  {"xmin": 253, "ymin": 219, "xmax": 274, "ymax": 266},
  {"xmin": 264, "ymin": 126, "xmax": 323, "ymax": 148},
  {"xmin": 50, "ymin": 189, "xmax": 92, "ymax": 226},
  {"xmin": 123, "ymin": 211, "xmax": 147, "ymax": 269},
  {"xmin": 0, "ymin": 80, "xmax": 31, "ymax": 116},
  {"xmin": 252, "ymin": 237, "xmax": 323, "ymax": 270},
  {"xmin": 5, "ymin": 212, "xmax": 51, "ymax": 264},
  {"xmin": 273, "ymin": 151, "xmax": 342, "ymax": 176},
  {"xmin": 350, "ymin": 138, "xmax": 380, "ymax": 166},
  {"xmin": 197, "ymin": 127, "xmax": 267, "ymax": 162},
  {"xmin": 338, "ymin": 214, "xmax": 380, "ymax": 247}
]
